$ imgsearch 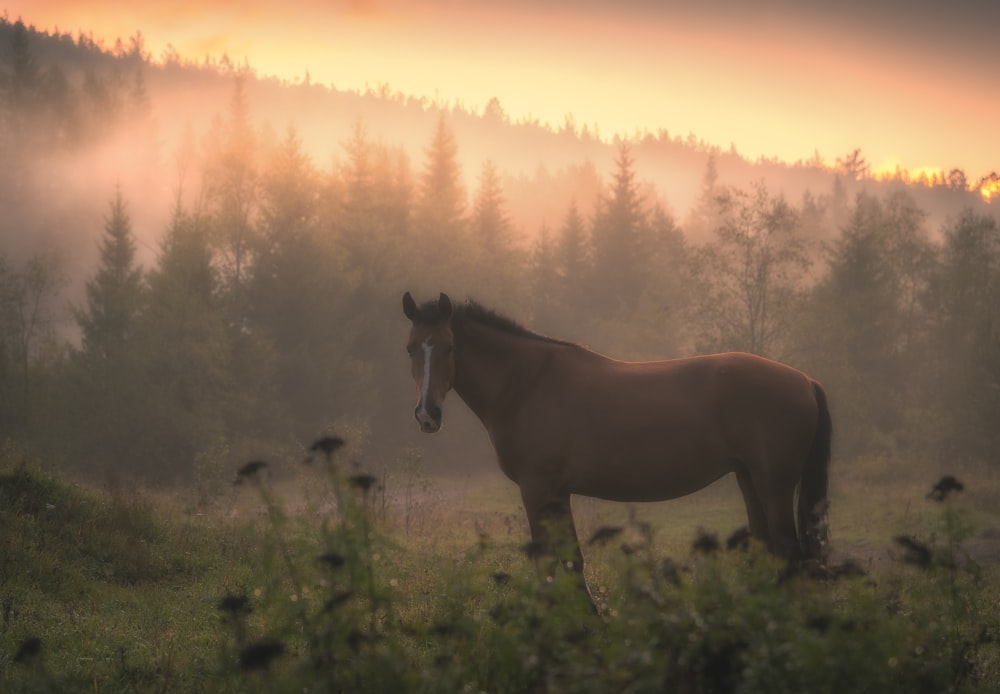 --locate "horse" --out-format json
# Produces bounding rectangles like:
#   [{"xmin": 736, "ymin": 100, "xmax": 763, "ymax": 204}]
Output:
[{"xmin": 402, "ymin": 291, "xmax": 832, "ymax": 592}]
